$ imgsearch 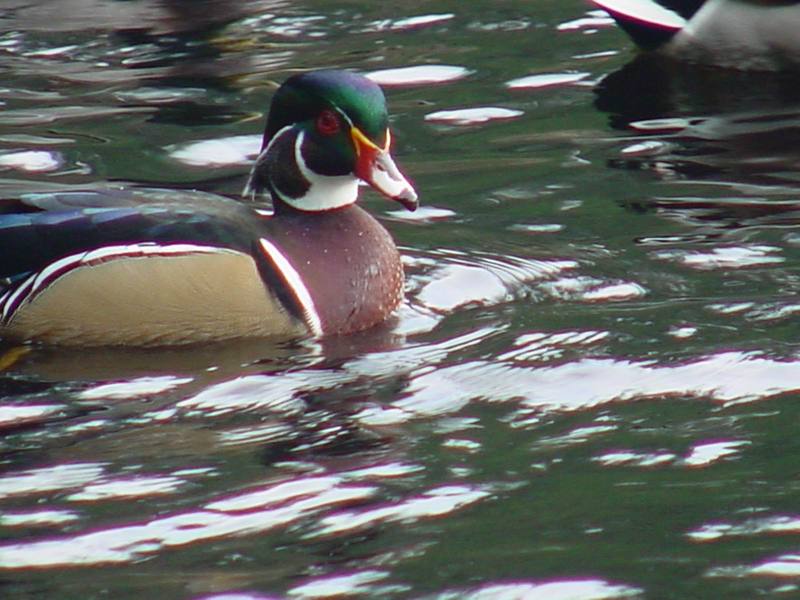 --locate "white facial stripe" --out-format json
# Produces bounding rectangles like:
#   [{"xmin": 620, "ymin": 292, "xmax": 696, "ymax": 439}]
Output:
[
  {"xmin": 263, "ymin": 124, "xmax": 294, "ymax": 156},
  {"xmin": 286, "ymin": 130, "xmax": 359, "ymax": 211},
  {"xmin": 258, "ymin": 238, "xmax": 323, "ymax": 336},
  {"xmin": 2, "ymin": 244, "xmax": 238, "ymax": 325},
  {"xmin": 242, "ymin": 125, "xmax": 295, "ymax": 199}
]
